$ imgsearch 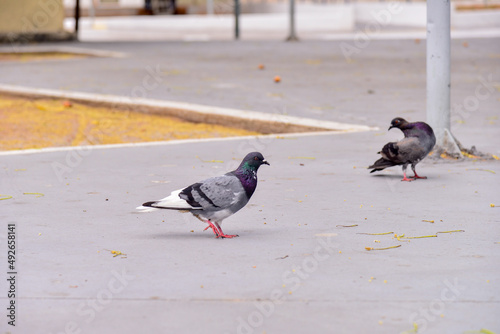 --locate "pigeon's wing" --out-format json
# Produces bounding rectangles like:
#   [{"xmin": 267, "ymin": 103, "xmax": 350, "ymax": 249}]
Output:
[
  {"xmin": 378, "ymin": 138, "xmax": 421, "ymax": 164},
  {"xmin": 379, "ymin": 141, "xmax": 401, "ymax": 162},
  {"xmin": 397, "ymin": 137, "xmax": 426, "ymax": 163},
  {"xmin": 179, "ymin": 175, "xmax": 245, "ymax": 211}
]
